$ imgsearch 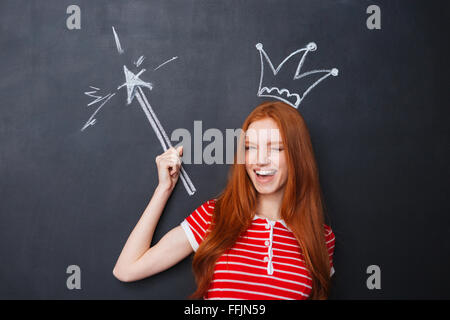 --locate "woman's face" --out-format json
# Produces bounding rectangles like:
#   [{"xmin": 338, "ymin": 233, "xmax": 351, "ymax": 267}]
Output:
[{"xmin": 245, "ymin": 118, "xmax": 288, "ymax": 196}]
